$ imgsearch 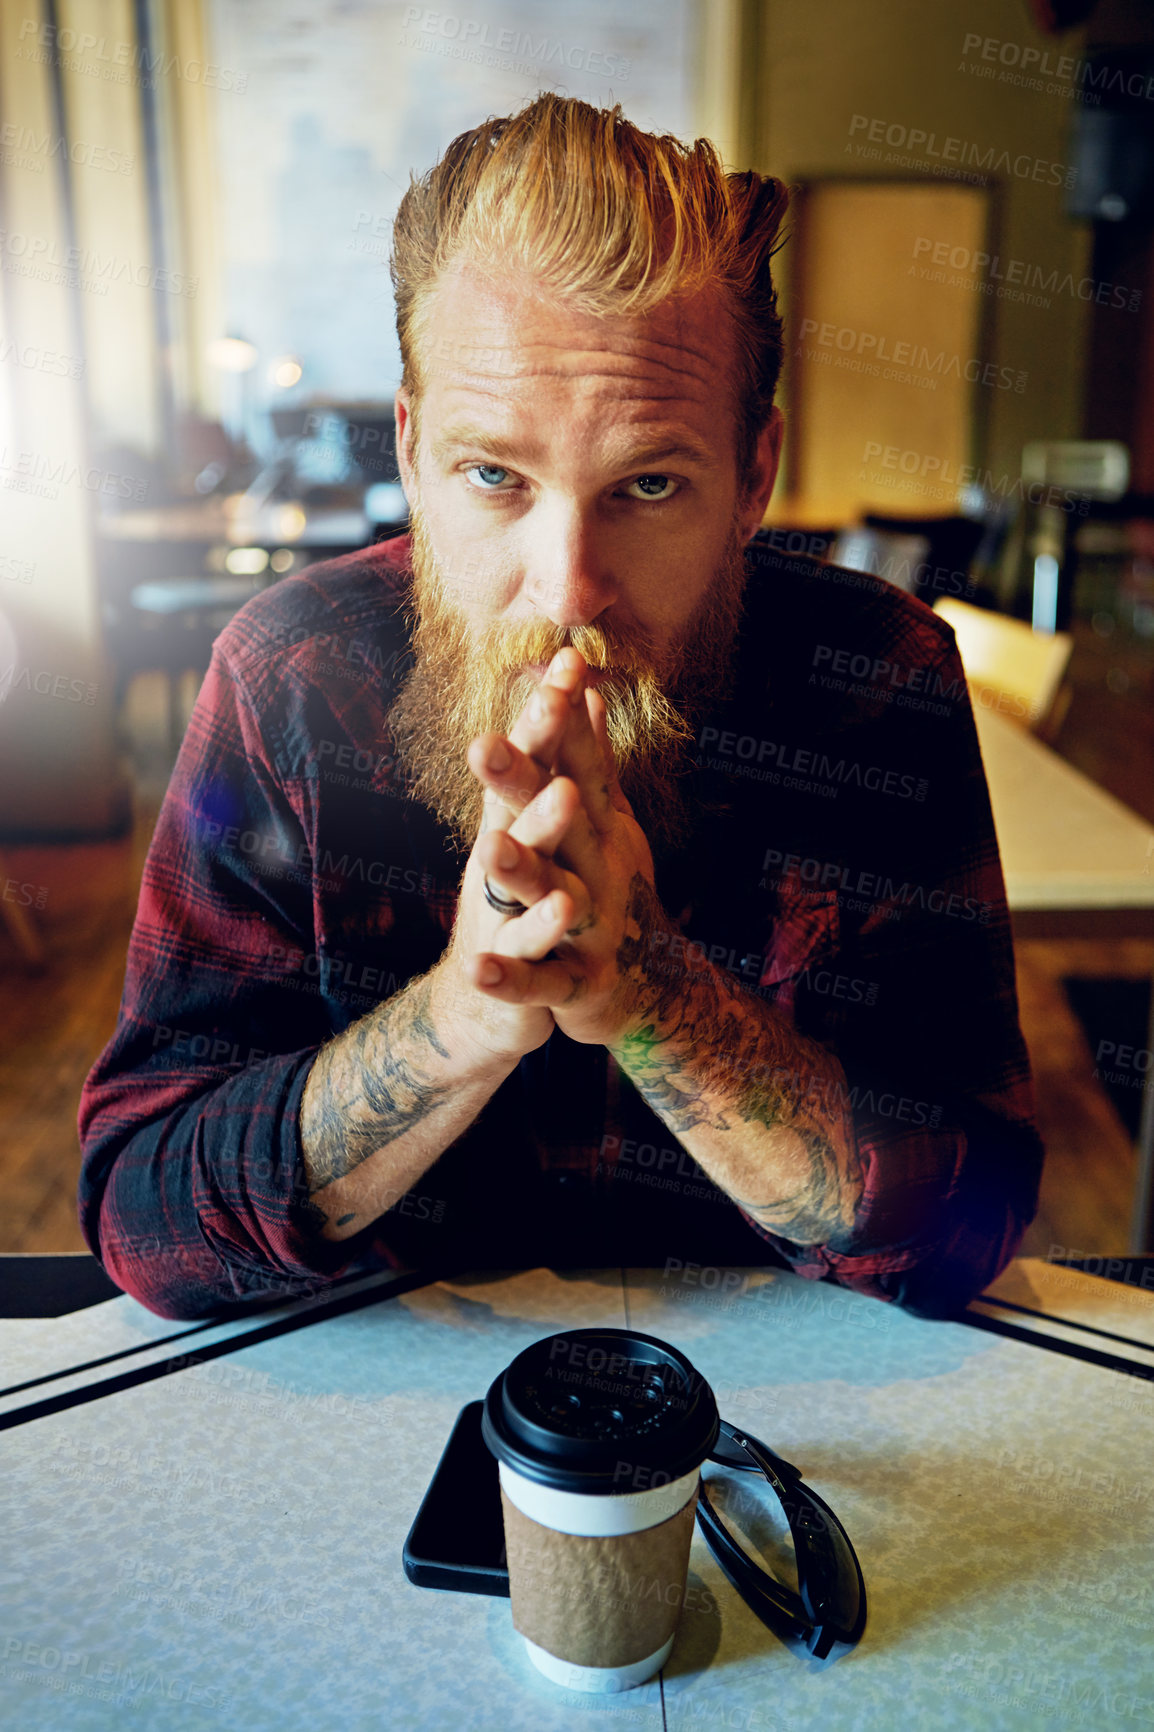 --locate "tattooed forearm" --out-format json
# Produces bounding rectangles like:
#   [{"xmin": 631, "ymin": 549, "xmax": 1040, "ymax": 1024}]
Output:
[
  {"xmin": 299, "ymin": 968, "xmax": 515, "ymax": 1241},
  {"xmin": 302, "ymin": 975, "xmax": 451, "ymax": 1192},
  {"xmin": 608, "ymin": 874, "xmax": 864, "ymax": 1245}
]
